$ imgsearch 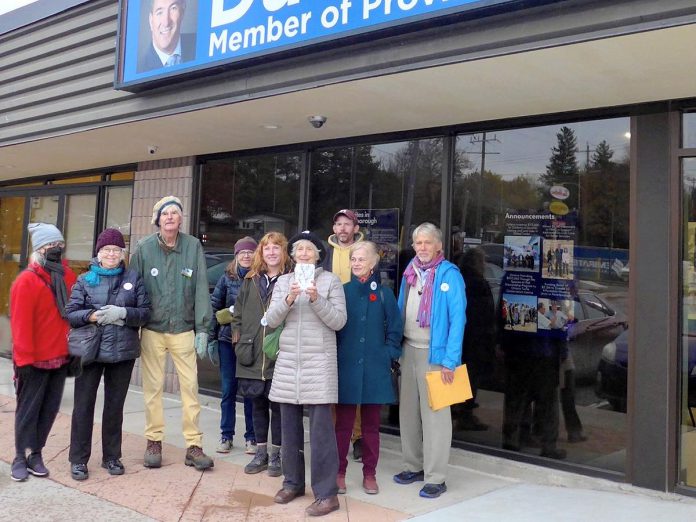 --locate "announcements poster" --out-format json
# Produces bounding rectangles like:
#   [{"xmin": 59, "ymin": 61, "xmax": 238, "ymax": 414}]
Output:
[
  {"xmin": 500, "ymin": 211, "xmax": 577, "ymax": 339},
  {"xmin": 353, "ymin": 208, "xmax": 399, "ymax": 291}
]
